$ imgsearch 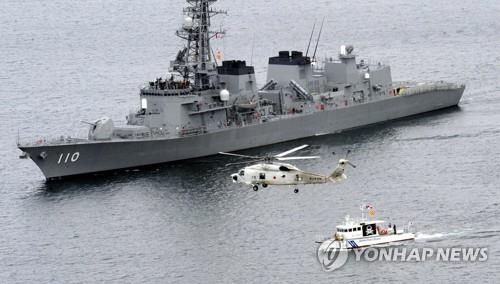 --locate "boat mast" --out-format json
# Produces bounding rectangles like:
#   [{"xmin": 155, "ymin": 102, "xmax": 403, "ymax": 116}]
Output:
[{"xmin": 174, "ymin": 0, "xmax": 226, "ymax": 90}]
